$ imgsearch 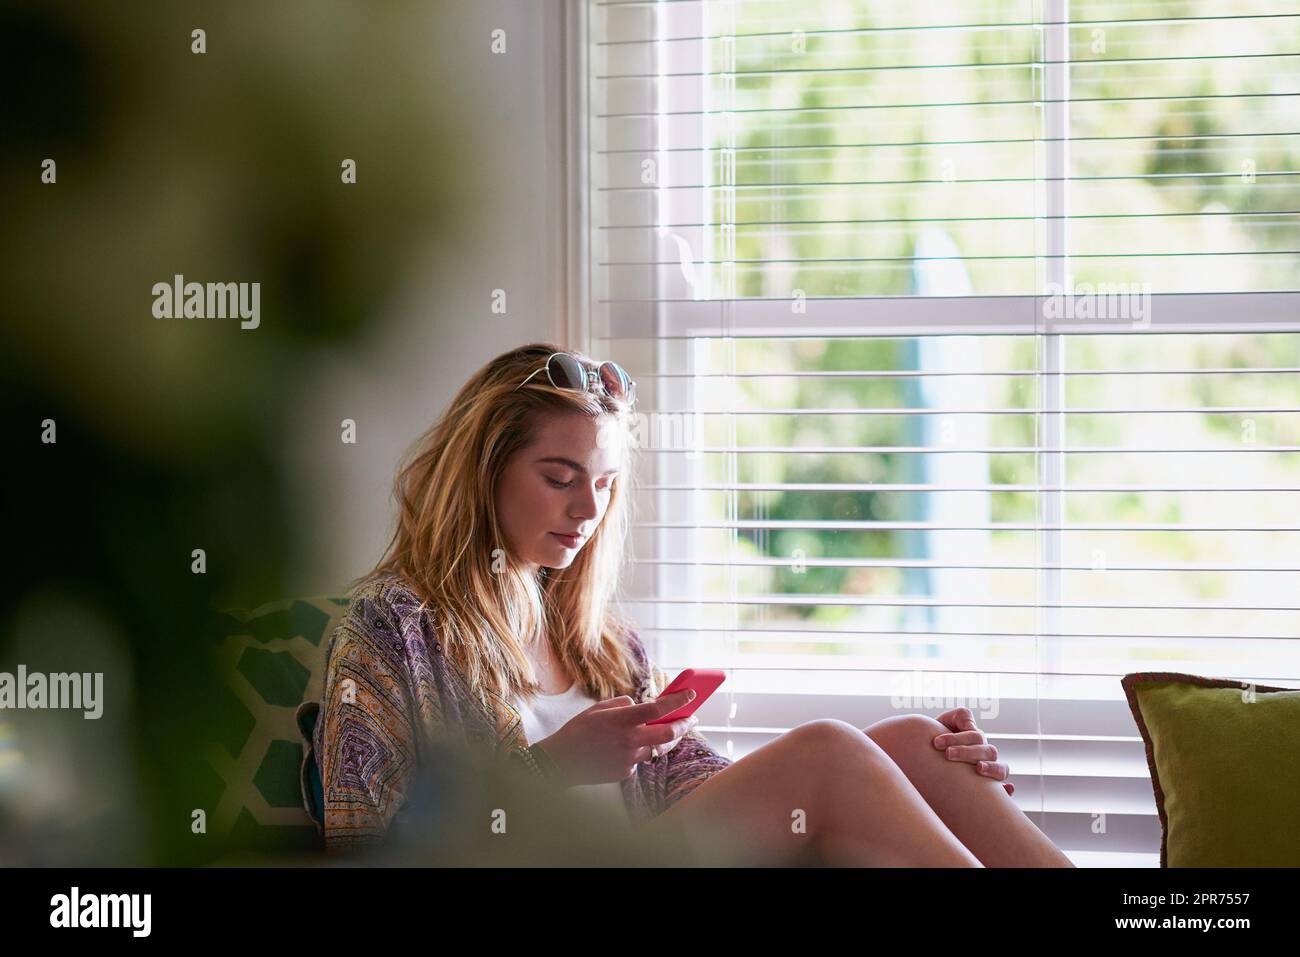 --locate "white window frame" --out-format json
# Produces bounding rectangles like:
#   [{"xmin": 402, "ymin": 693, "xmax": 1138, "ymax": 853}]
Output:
[{"xmin": 568, "ymin": 0, "xmax": 1300, "ymax": 864}]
